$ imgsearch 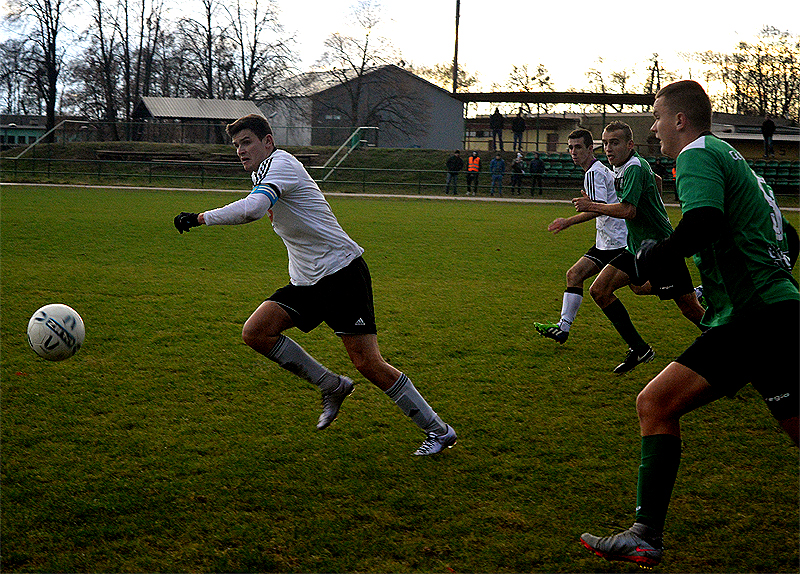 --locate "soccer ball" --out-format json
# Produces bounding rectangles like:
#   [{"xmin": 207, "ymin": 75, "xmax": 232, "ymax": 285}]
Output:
[{"xmin": 27, "ymin": 304, "xmax": 85, "ymax": 361}]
